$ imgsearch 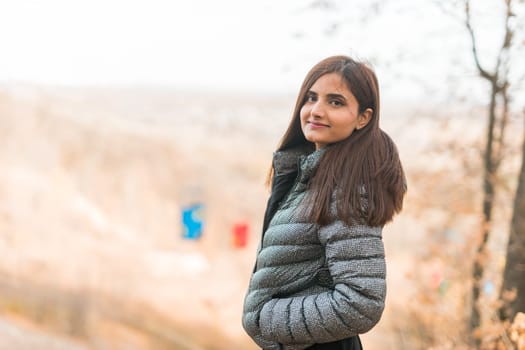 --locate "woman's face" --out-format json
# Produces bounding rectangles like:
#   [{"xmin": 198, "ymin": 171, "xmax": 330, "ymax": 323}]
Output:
[{"xmin": 300, "ymin": 73, "xmax": 371, "ymax": 150}]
